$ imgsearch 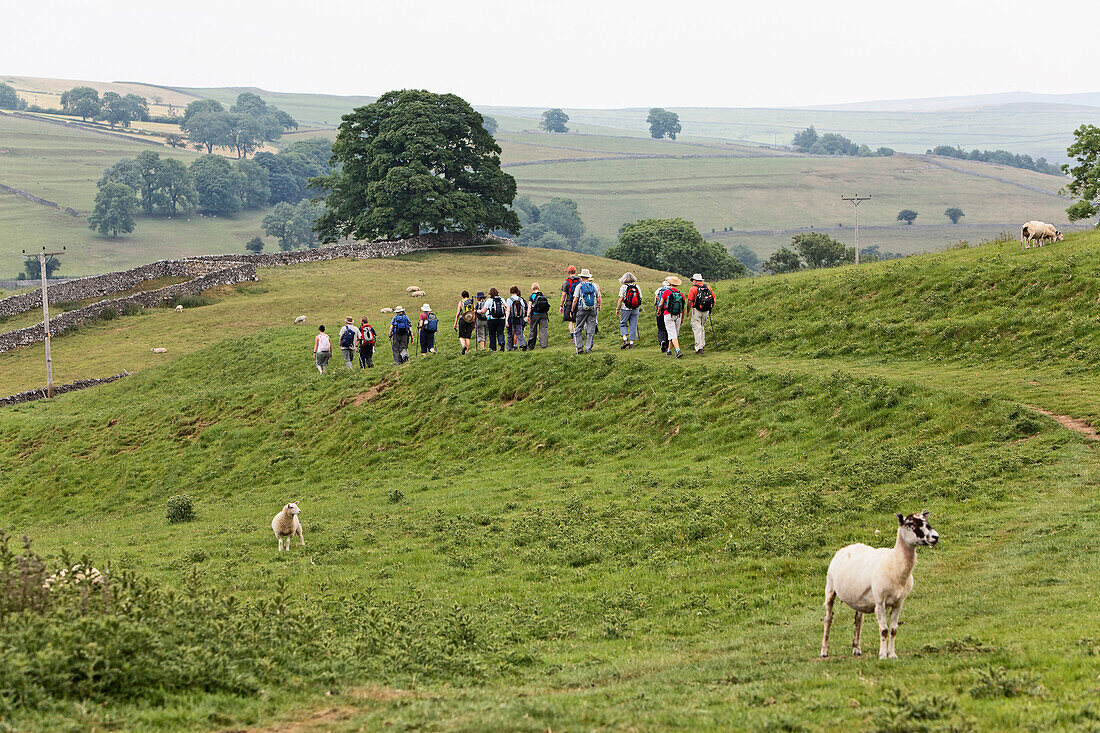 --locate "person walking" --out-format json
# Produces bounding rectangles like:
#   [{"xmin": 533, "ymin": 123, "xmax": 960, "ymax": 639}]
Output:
[
  {"xmin": 570, "ymin": 268, "xmax": 601, "ymax": 354},
  {"xmin": 482, "ymin": 287, "xmax": 507, "ymax": 351},
  {"xmin": 313, "ymin": 324, "xmax": 331, "ymax": 374},
  {"xmin": 418, "ymin": 304, "xmax": 438, "ymax": 355},
  {"xmin": 654, "ymin": 279, "xmax": 671, "ymax": 352},
  {"xmin": 527, "ymin": 282, "xmax": 550, "ymax": 349},
  {"xmin": 358, "ymin": 317, "xmax": 376, "ymax": 368},
  {"xmin": 616, "ymin": 272, "xmax": 641, "ymax": 349},
  {"xmin": 389, "ymin": 305, "xmax": 412, "ymax": 364},
  {"xmin": 686, "ymin": 273, "xmax": 715, "ymax": 355},
  {"xmin": 559, "ymin": 265, "xmax": 581, "ymax": 340},
  {"xmin": 506, "ymin": 286, "xmax": 528, "ymax": 351},
  {"xmin": 474, "ymin": 291, "xmax": 489, "ymax": 350},
  {"xmin": 454, "ymin": 290, "xmax": 477, "ymax": 354},
  {"xmin": 658, "ymin": 276, "xmax": 686, "ymax": 358},
  {"xmin": 338, "ymin": 316, "xmax": 359, "ymax": 369}
]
